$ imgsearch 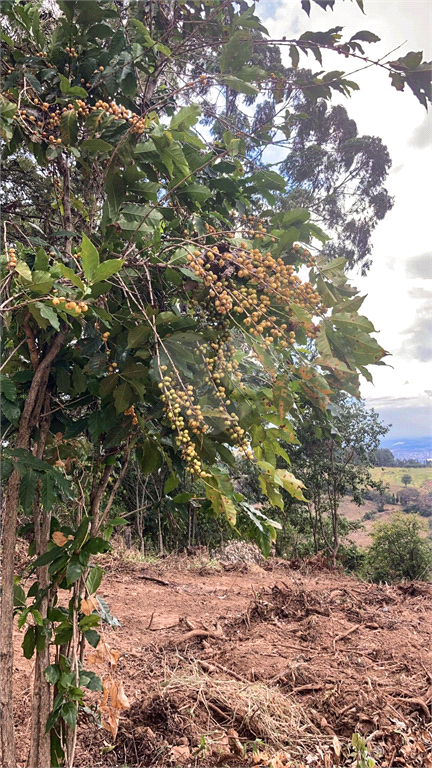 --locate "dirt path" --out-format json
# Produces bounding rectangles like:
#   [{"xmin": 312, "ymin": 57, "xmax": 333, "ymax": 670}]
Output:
[{"xmin": 12, "ymin": 554, "xmax": 432, "ymax": 767}]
